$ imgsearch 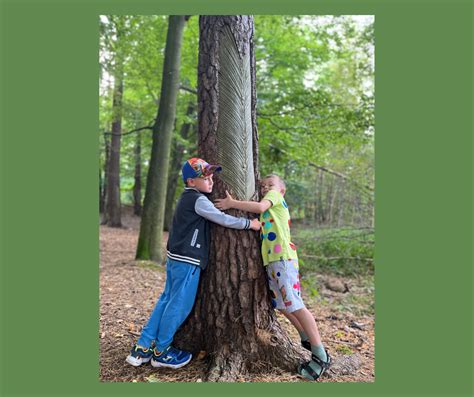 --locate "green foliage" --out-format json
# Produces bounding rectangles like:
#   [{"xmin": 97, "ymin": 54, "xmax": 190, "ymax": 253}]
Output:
[
  {"xmin": 300, "ymin": 272, "xmax": 320, "ymax": 298},
  {"xmin": 99, "ymin": 16, "xmax": 374, "ymax": 232},
  {"xmin": 254, "ymin": 16, "xmax": 374, "ymax": 181},
  {"xmin": 336, "ymin": 345, "xmax": 354, "ymax": 355},
  {"xmin": 119, "ymin": 176, "xmax": 135, "ymax": 205},
  {"xmin": 293, "ymin": 224, "xmax": 374, "ymax": 276}
]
